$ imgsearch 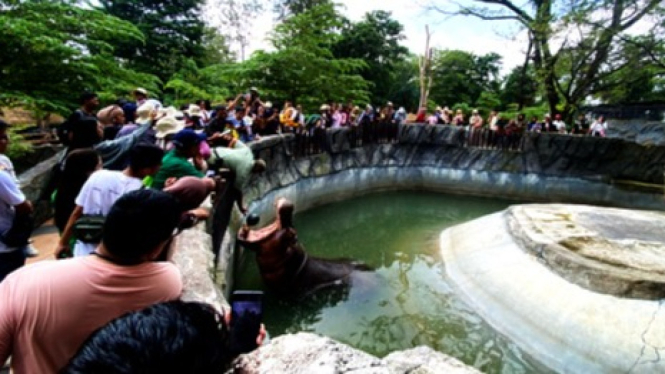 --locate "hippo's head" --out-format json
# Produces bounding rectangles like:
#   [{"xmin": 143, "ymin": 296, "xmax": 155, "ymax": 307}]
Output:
[{"xmin": 238, "ymin": 197, "xmax": 295, "ymax": 246}]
